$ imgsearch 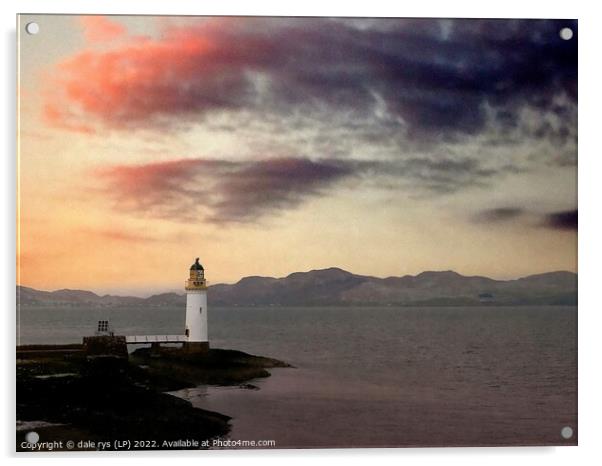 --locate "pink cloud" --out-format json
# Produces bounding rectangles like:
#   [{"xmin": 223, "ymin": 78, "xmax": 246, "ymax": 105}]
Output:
[
  {"xmin": 44, "ymin": 18, "xmax": 260, "ymax": 132},
  {"xmin": 80, "ymin": 16, "xmax": 127, "ymax": 43},
  {"xmin": 96, "ymin": 157, "xmax": 356, "ymax": 224}
]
